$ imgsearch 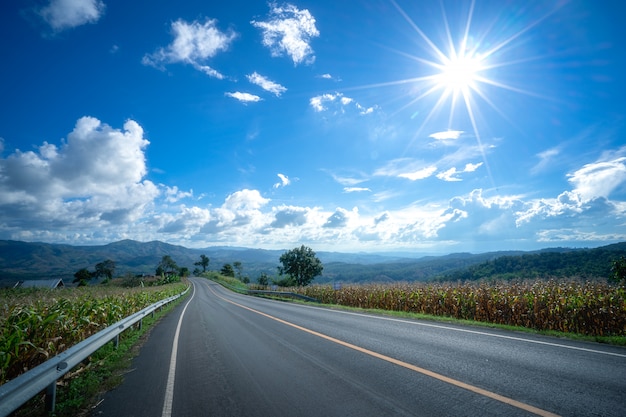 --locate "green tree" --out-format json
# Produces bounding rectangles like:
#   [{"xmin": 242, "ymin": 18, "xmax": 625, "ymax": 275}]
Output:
[
  {"xmin": 610, "ymin": 256, "xmax": 626, "ymax": 284},
  {"xmin": 278, "ymin": 245, "xmax": 323, "ymax": 286},
  {"xmin": 179, "ymin": 266, "xmax": 190, "ymax": 277},
  {"xmin": 94, "ymin": 259, "xmax": 115, "ymax": 280},
  {"xmin": 73, "ymin": 268, "xmax": 92, "ymax": 285},
  {"xmin": 233, "ymin": 261, "xmax": 243, "ymax": 279},
  {"xmin": 194, "ymin": 254, "xmax": 210, "ymax": 273},
  {"xmin": 220, "ymin": 263, "xmax": 235, "ymax": 277},
  {"xmin": 157, "ymin": 255, "xmax": 179, "ymax": 276},
  {"xmin": 257, "ymin": 272, "xmax": 269, "ymax": 286}
]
